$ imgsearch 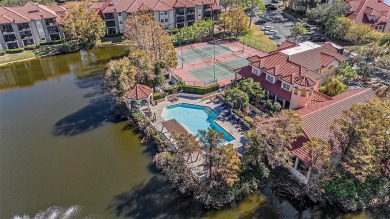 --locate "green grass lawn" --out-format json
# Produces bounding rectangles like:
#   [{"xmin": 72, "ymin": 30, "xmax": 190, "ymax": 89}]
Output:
[
  {"xmin": 238, "ymin": 25, "xmax": 277, "ymax": 53},
  {"xmin": 0, "ymin": 51, "xmax": 36, "ymax": 65}
]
